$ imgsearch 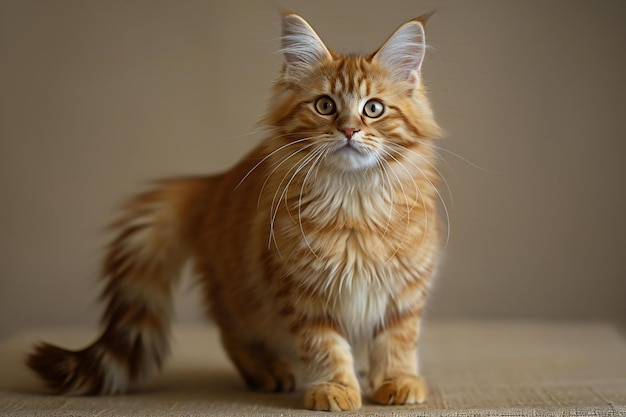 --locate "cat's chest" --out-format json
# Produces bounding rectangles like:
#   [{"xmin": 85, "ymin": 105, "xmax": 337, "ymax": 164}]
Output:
[
  {"xmin": 274, "ymin": 182, "xmax": 426, "ymax": 334},
  {"xmin": 280, "ymin": 185, "xmax": 420, "ymax": 269},
  {"xmin": 280, "ymin": 225, "xmax": 410, "ymax": 335},
  {"xmin": 332, "ymin": 271, "xmax": 392, "ymax": 340}
]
